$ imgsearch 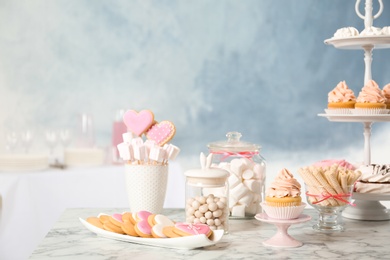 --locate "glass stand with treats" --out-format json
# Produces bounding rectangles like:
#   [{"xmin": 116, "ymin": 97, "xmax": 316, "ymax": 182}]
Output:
[
  {"xmin": 318, "ymin": 115, "xmax": 390, "ymax": 221},
  {"xmin": 318, "ymin": 0, "xmax": 390, "ymax": 221}
]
